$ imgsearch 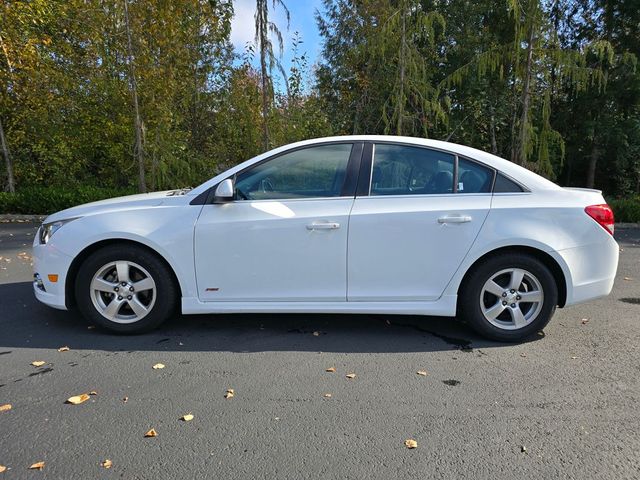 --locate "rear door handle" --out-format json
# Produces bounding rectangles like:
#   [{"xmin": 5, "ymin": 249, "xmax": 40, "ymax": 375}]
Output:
[
  {"xmin": 438, "ymin": 215, "xmax": 472, "ymax": 224},
  {"xmin": 306, "ymin": 221, "xmax": 340, "ymax": 230}
]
